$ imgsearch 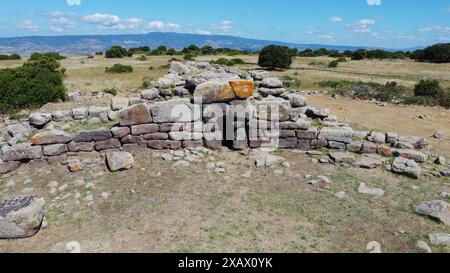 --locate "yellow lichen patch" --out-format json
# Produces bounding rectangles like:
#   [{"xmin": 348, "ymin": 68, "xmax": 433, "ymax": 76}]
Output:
[
  {"xmin": 218, "ymin": 84, "xmax": 237, "ymax": 101},
  {"xmin": 229, "ymin": 80, "xmax": 255, "ymax": 99}
]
